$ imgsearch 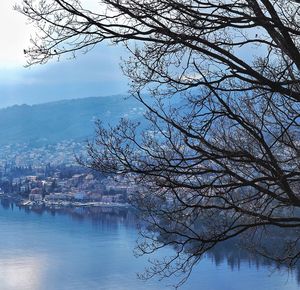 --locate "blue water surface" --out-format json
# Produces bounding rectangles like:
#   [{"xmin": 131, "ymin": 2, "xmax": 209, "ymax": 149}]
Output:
[{"xmin": 0, "ymin": 203, "xmax": 298, "ymax": 290}]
